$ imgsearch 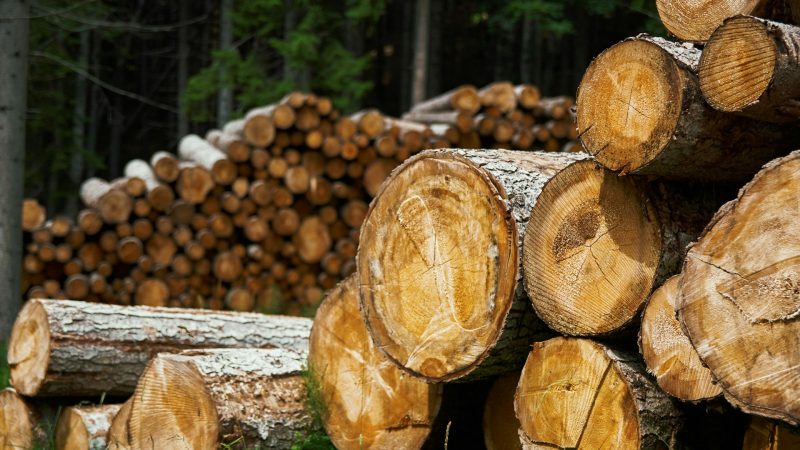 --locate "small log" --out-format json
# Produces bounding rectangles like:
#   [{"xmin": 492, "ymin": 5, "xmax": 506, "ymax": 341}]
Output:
[
  {"xmin": 135, "ymin": 278, "xmax": 169, "ymax": 307},
  {"xmin": 678, "ymin": 150, "xmax": 800, "ymax": 425},
  {"xmin": 480, "ymin": 81, "xmax": 517, "ymax": 112},
  {"xmin": 22, "ymin": 199, "xmax": 46, "ymax": 232},
  {"xmin": 55, "ymin": 404, "xmax": 122, "ymax": 450},
  {"xmin": 176, "ymin": 163, "xmax": 214, "ymax": 204},
  {"xmin": 77, "ymin": 209, "xmax": 103, "ymax": 235},
  {"xmin": 515, "ymin": 84, "xmax": 541, "ymax": 109},
  {"xmin": 483, "ymin": 372, "xmax": 522, "ymax": 450},
  {"xmin": 178, "ymin": 134, "xmax": 237, "ymax": 185},
  {"xmin": 243, "ymin": 114, "xmax": 276, "ymax": 147},
  {"xmin": 213, "ymin": 251, "xmax": 243, "ymax": 282},
  {"xmin": 293, "ymin": 216, "xmax": 331, "ymax": 264},
  {"xmin": 149, "ymin": 151, "xmax": 180, "ymax": 183},
  {"xmin": 7, "ymin": 298, "xmax": 312, "ymax": 396},
  {"xmin": 699, "ymin": 15, "xmax": 800, "ymax": 123},
  {"xmin": 309, "ymin": 276, "xmax": 441, "ymax": 450},
  {"xmin": 123, "ymin": 159, "xmax": 174, "ymax": 212},
  {"xmin": 515, "ymin": 337, "xmax": 683, "ymax": 449},
  {"xmin": 246, "ymin": 104, "xmax": 296, "ymax": 130},
  {"xmin": 127, "ymin": 348, "xmax": 312, "ymax": 450},
  {"xmin": 352, "ymin": 109, "xmax": 386, "ymax": 138},
  {"xmin": 225, "ymin": 287, "xmax": 254, "ymax": 312},
  {"xmin": 79, "ymin": 178, "xmax": 132, "ymax": 224},
  {"xmin": 410, "ymin": 84, "xmax": 480, "ymax": 114}
]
